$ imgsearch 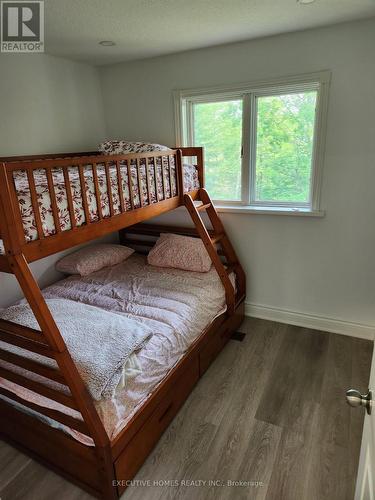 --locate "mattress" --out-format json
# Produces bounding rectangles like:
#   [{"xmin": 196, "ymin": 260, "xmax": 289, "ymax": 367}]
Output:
[
  {"xmin": 4, "ymin": 160, "xmax": 199, "ymax": 245},
  {"xmin": 0, "ymin": 254, "xmax": 228, "ymax": 444}
]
